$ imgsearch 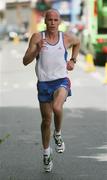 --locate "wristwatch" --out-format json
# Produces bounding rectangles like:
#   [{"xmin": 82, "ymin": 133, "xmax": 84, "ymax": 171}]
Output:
[{"xmin": 70, "ymin": 58, "xmax": 76, "ymax": 63}]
